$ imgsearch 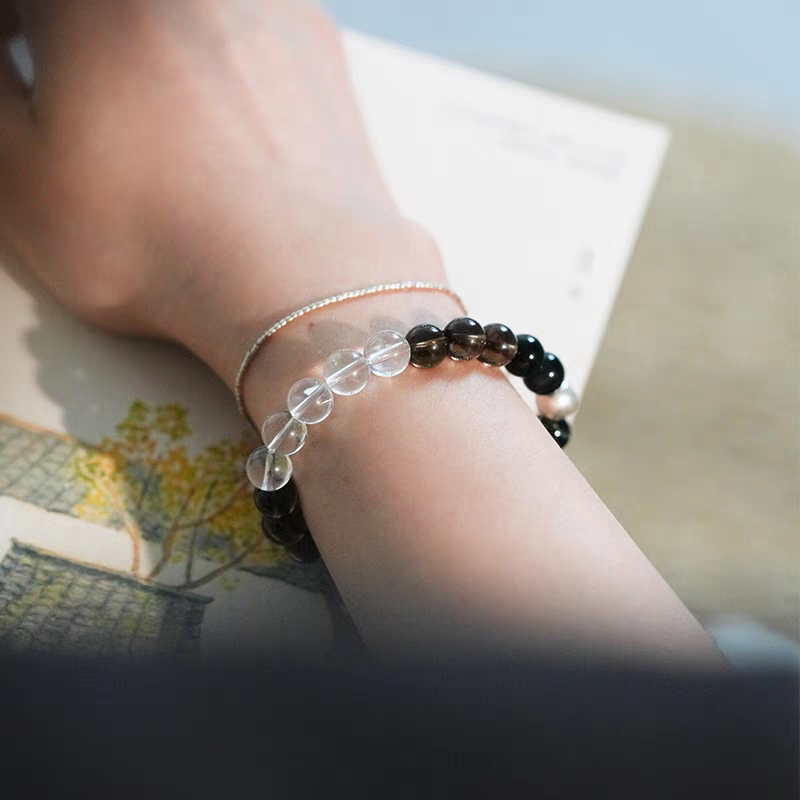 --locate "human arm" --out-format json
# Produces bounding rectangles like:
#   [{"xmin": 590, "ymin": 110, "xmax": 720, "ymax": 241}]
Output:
[{"xmin": 0, "ymin": 0, "xmax": 723, "ymax": 665}]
